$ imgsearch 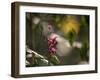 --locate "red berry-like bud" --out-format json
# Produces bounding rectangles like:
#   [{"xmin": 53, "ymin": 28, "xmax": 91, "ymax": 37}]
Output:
[
  {"xmin": 47, "ymin": 37, "xmax": 57, "ymax": 55},
  {"xmin": 53, "ymin": 40, "xmax": 57, "ymax": 45},
  {"xmin": 51, "ymin": 47, "xmax": 56, "ymax": 52}
]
